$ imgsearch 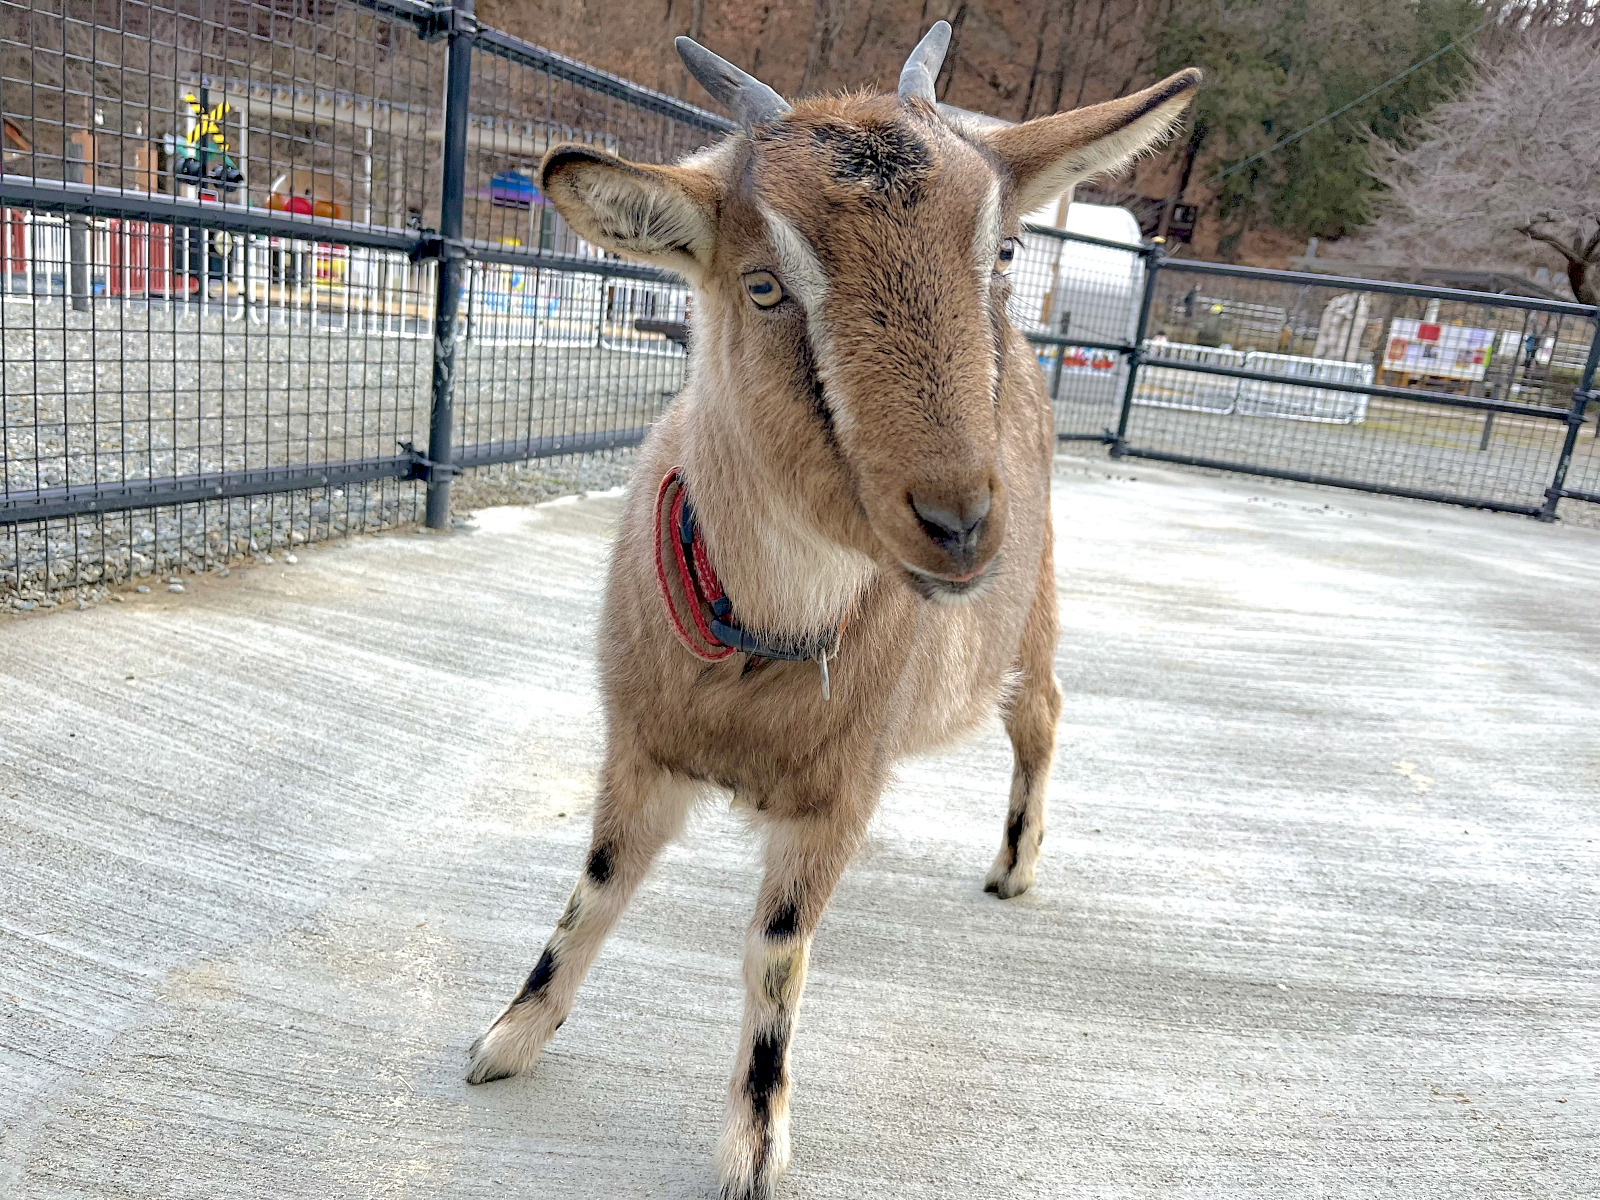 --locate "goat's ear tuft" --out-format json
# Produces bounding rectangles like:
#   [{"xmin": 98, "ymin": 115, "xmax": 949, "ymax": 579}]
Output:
[
  {"xmin": 982, "ymin": 69, "xmax": 1202, "ymax": 215},
  {"xmin": 540, "ymin": 145, "xmax": 719, "ymax": 280}
]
